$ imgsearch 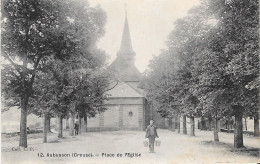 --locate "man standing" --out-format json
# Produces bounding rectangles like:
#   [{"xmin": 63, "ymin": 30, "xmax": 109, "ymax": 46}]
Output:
[
  {"xmin": 74, "ymin": 121, "xmax": 79, "ymax": 136},
  {"xmin": 145, "ymin": 120, "xmax": 159, "ymax": 153}
]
